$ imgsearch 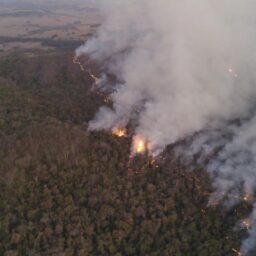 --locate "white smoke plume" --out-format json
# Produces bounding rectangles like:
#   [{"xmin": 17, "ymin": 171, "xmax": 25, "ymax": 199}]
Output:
[{"xmin": 77, "ymin": 1, "xmax": 256, "ymax": 254}]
